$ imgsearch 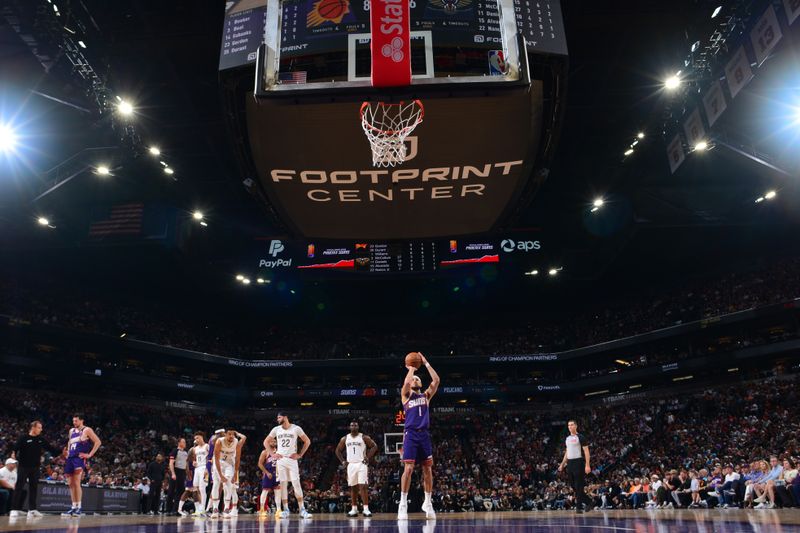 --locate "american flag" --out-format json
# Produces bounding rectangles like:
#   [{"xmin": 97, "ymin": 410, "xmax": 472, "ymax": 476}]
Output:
[
  {"xmin": 279, "ymin": 71, "xmax": 307, "ymax": 84},
  {"xmin": 88, "ymin": 203, "xmax": 144, "ymax": 238}
]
